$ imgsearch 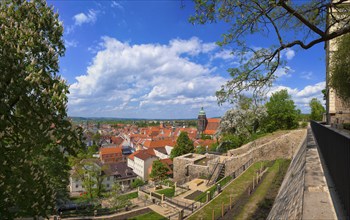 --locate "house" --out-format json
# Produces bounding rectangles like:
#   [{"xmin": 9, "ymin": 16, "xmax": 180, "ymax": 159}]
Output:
[
  {"xmin": 99, "ymin": 147, "xmax": 123, "ymax": 163},
  {"xmin": 69, "ymin": 159, "xmax": 137, "ymax": 193},
  {"xmin": 127, "ymin": 149, "xmax": 158, "ymax": 181},
  {"xmin": 153, "ymin": 146, "xmax": 173, "ymax": 159},
  {"xmin": 142, "ymin": 139, "xmax": 176, "ymax": 149}
]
